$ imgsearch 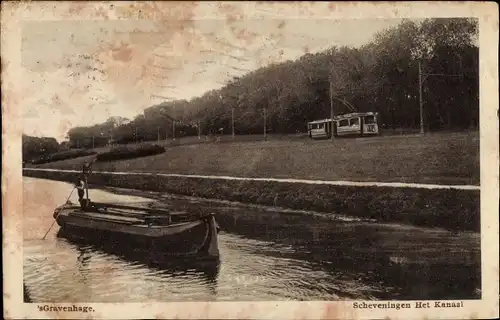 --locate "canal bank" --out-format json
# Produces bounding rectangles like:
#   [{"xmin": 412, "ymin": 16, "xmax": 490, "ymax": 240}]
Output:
[{"xmin": 22, "ymin": 168, "xmax": 480, "ymax": 232}]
